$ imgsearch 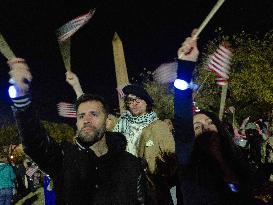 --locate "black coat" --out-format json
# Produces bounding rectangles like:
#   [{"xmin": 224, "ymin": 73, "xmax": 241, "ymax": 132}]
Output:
[
  {"xmin": 173, "ymin": 60, "xmax": 255, "ymax": 205},
  {"xmin": 14, "ymin": 105, "xmax": 149, "ymax": 205}
]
